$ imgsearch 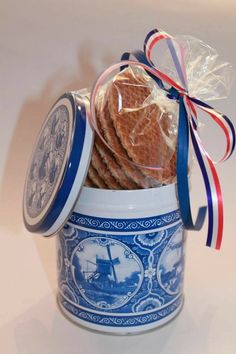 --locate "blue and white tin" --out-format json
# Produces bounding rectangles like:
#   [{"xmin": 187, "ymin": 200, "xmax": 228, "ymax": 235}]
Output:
[
  {"xmin": 23, "ymin": 90, "xmax": 185, "ymax": 334},
  {"xmin": 57, "ymin": 184, "xmax": 185, "ymax": 334}
]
